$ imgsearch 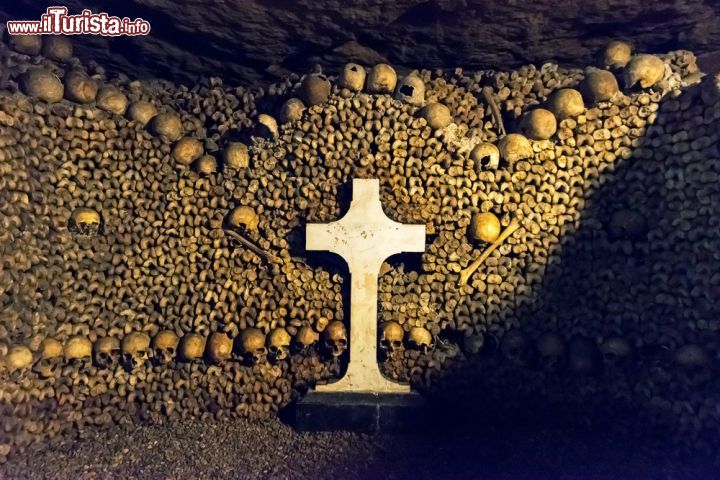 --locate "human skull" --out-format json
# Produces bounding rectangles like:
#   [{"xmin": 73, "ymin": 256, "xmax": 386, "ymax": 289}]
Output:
[
  {"xmin": 339, "ymin": 63, "xmax": 366, "ymax": 92},
  {"xmin": 121, "ymin": 332, "xmax": 150, "ymax": 370},
  {"xmin": 293, "ymin": 326, "xmax": 320, "ymax": 353},
  {"xmin": 223, "ymin": 142, "xmax": 250, "ymax": 169},
  {"xmin": 580, "ymin": 68, "xmax": 620, "ymax": 103},
  {"xmin": 33, "ymin": 339, "xmax": 64, "ymax": 378},
  {"xmin": 501, "ymin": 329, "xmax": 529, "ymax": 365},
  {"xmin": 151, "ymin": 330, "xmax": 179, "ymax": 365},
  {"xmin": 178, "ymin": 333, "xmax": 206, "ymax": 362},
  {"xmin": 238, "ymin": 328, "xmax": 267, "ymax": 365},
  {"xmin": 5, "ymin": 345, "xmax": 33, "ymax": 372},
  {"xmin": 96, "ymin": 86, "xmax": 128, "ymax": 115},
  {"xmin": 602, "ymin": 40, "xmax": 632, "ymax": 69},
  {"xmin": 547, "ymin": 88, "xmax": 585, "ymax": 120},
  {"xmin": 497, "ymin": 134, "xmax": 532, "ymax": 163},
  {"xmin": 64, "ymin": 70, "xmax": 98, "ymax": 104},
  {"xmin": 127, "ymin": 101, "xmax": 158, "ymax": 126},
  {"xmin": 148, "ymin": 112, "xmax": 183, "ymax": 141},
  {"xmin": 323, "ymin": 321, "xmax": 348, "ymax": 357},
  {"xmin": 280, "ymin": 98, "xmax": 306, "ymax": 123},
  {"xmin": 469, "ymin": 212, "xmax": 500, "ymax": 243},
  {"xmin": 470, "ymin": 143, "xmax": 500, "ymax": 172},
  {"xmin": 70, "ymin": 207, "xmax": 101, "ymax": 235},
  {"xmin": 421, "ymin": 103, "xmax": 452, "ymax": 130},
  {"xmin": 40, "ymin": 338, "xmax": 64, "ymax": 360},
  {"xmin": 673, "ymin": 344, "xmax": 713, "ymax": 386},
  {"xmin": 267, "ymin": 327, "xmax": 292, "ymax": 362},
  {"xmin": 20, "ymin": 68, "xmax": 63, "ymax": 103},
  {"xmin": 599, "ymin": 337, "xmax": 633, "ymax": 368},
  {"xmin": 380, "ymin": 321, "xmax": 404, "ymax": 358},
  {"xmin": 519, "ymin": 108, "xmax": 557, "ymax": 140},
  {"xmin": 92, "ymin": 336, "xmax": 120, "ymax": 370},
  {"xmin": 10, "ymin": 34, "xmax": 42, "ymax": 55},
  {"xmin": 172, "ymin": 137, "xmax": 204, "ymax": 166},
  {"xmin": 394, "ymin": 74, "xmax": 426, "ymax": 106},
  {"xmin": 227, "ymin": 206, "xmax": 259, "ymax": 232},
  {"xmin": 624, "ymin": 54, "xmax": 665, "ymax": 89},
  {"xmin": 567, "ymin": 336, "xmax": 601, "ymax": 375},
  {"xmin": 195, "ymin": 155, "xmax": 218, "ymax": 175},
  {"xmin": 206, "ymin": 332, "xmax": 233, "ymax": 364},
  {"xmin": 366, "ymin": 64, "xmax": 397, "ymax": 94},
  {"xmin": 64, "ymin": 336, "xmax": 92, "ymax": 365},
  {"xmin": 535, "ymin": 332, "xmax": 566, "ymax": 369},
  {"xmin": 299, "ymin": 74, "xmax": 331, "ymax": 106},
  {"xmin": 407, "ymin": 326, "xmax": 434, "ymax": 354},
  {"xmin": 43, "ymin": 35, "xmax": 73, "ymax": 62}
]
